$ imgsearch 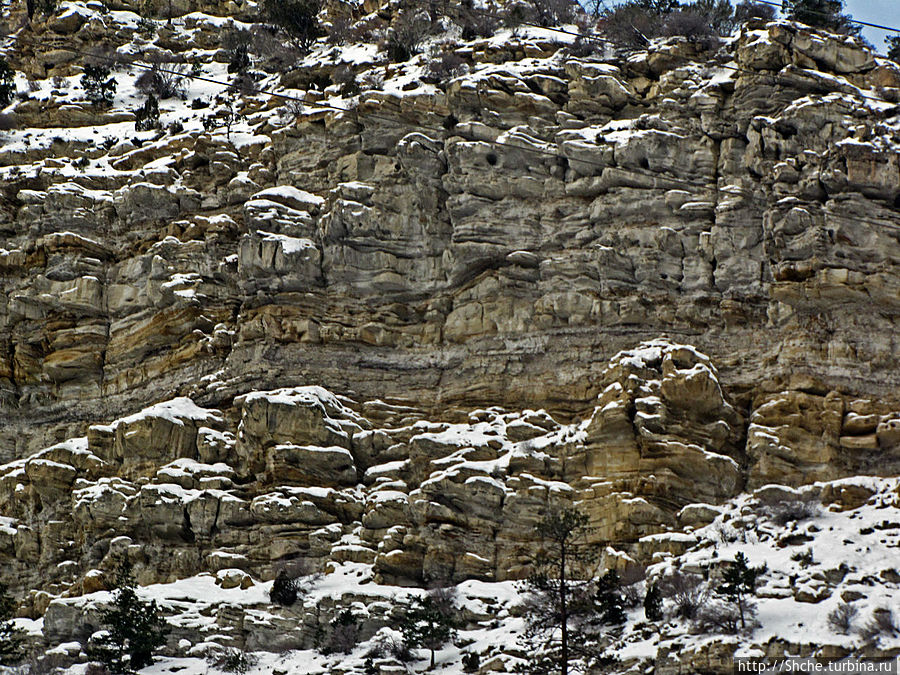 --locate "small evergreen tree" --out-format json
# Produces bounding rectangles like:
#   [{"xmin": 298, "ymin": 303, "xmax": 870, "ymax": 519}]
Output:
[
  {"xmin": 134, "ymin": 94, "xmax": 161, "ymax": 131},
  {"xmin": 261, "ymin": 0, "xmax": 324, "ymax": 52},
  {"xmin": 0, "ymin": 58, "xmax": 14, "ymax": 109},
  {"xmin": 0, "ymin": 583, "xmax": 25, "ymax": 666},
  {"xmin": 643, "ymin": 583, "xmax": 663, "ymax": 621},
  {"xmin": 81, "ymin": 64, "xmax": 117, "ymax": 108},
  {"xmin": 87, "ymin": 560, "xmax": 170, "ymax": 674},
  {"xmin": 399, "ymin": 588, "xmax": 459, "ymax": 670},
  {"xmin": 270, "ymin": 569, "xmax": 298, "ymax": 606},
  {"xmin": 462, "ymin": 651, "xmax": 480, "ymax": 673},
  {"xmin": 595, "ymin": 571, "xmax": 626, "ymax": 625},
  {"xmin": 716, "ymin": 552, "xmax": 766, "ymax": 631},
  {"xmin": 783, "ymin": 0, "xmax": 858, "ymax": 34},
  {"xmin": 323, "ymin": 608, "xmax": 360, "ymax": 654},
  {"xmin": 886, "ymin": 36, "xmax": 900, "ymax": 63}
]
